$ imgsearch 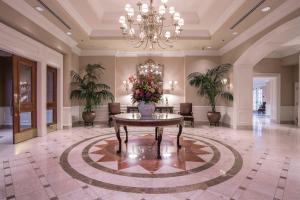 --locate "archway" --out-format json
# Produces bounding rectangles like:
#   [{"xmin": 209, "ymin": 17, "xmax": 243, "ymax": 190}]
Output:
[{"xmin": 232, "ymin": 16, "xmax": 300, "ymax": 129}]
